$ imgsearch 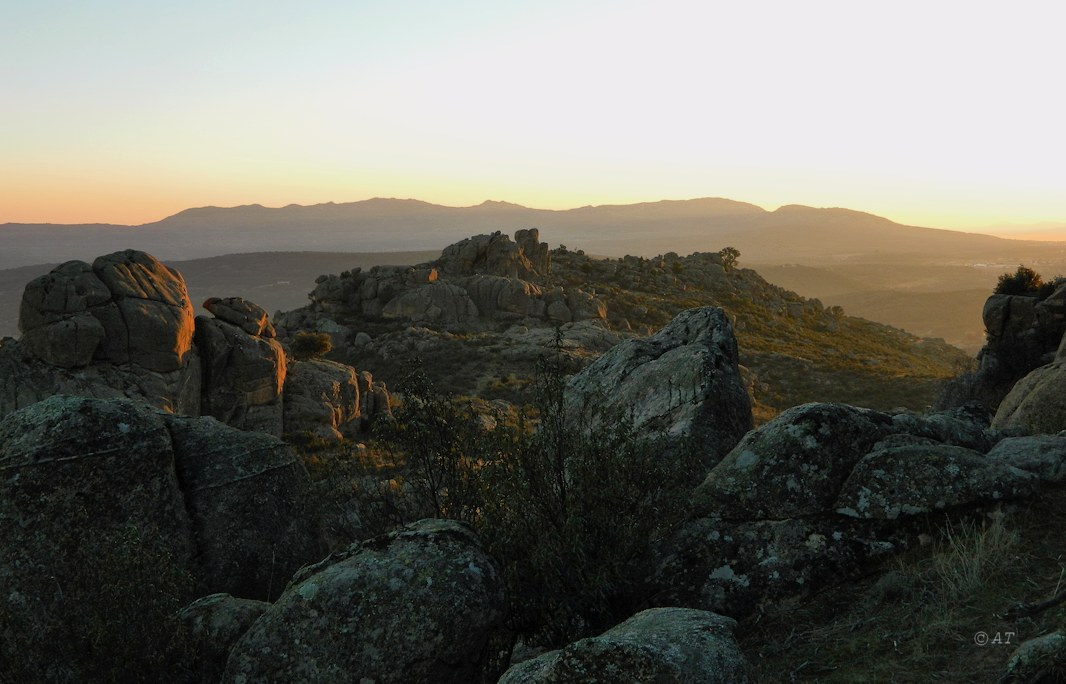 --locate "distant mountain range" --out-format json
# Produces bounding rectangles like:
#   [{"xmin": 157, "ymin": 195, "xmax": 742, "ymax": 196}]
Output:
[
  {"xmin": 6, "ymin": 197, "xmax": 1066, "ymax": 352},
  {"xmin": 4, "ymin": 197, "xmax": 1064, "ymax": 270}
]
